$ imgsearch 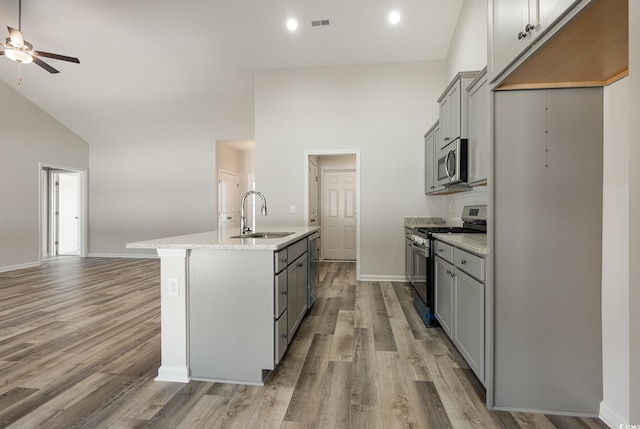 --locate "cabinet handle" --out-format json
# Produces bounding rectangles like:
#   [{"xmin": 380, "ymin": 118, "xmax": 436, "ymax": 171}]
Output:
[
  {"xmin": 438, "ymin": 249, "xmax": 444, "ymax": 253},
  {"xmin": 281, "ymin": 290, "xmax": 287, "ymax": 295},
  {"xmin": 446, "ymin": 269, "xmax": 451, "ymax": 275},
  {"xmin": 281, "ymin": 334, "xmax": 288, "ymax": 339},
  {"xmin": 461, "ymin": 259, "xmax": 467, "ymax": 265},
  {"xmin": 281, "ymin": 258, "xmax": 287, "ymax": 263},
  {"xmin": 450, "ymin": 272, "xmax": 456, "ymax": 278},
  {"xmin": 517, "ymin": 31, "xmax": 526, "ymax": 40},
  {"xmin": 525, "ymin": 23, "xmax": 535, "ymax": 32},
  {"xmin": 444, "ymin": 137, "xmax": 450, "ymax": 141},
  {"xmin": 227, "ymin": 216, "xmax": 232, "ymax": 220},
  {"xmin": 298, "ymin": 262, "xmax": 304, "ymax": 268}
]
